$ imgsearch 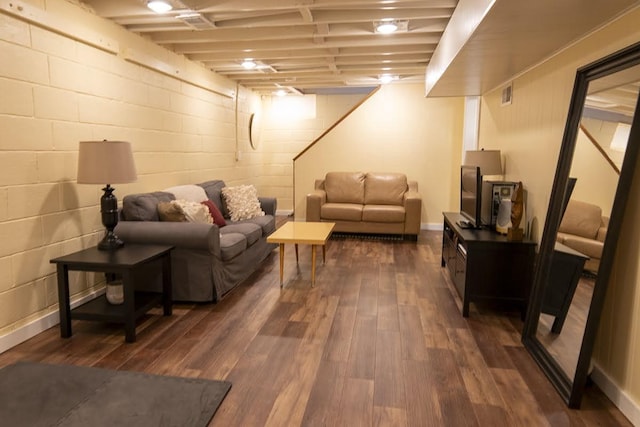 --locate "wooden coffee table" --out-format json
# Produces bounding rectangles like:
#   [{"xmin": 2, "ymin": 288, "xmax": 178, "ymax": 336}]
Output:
[{"xmin": 267, "ymin": 221, "xmax": 335, "ymax": 287}]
